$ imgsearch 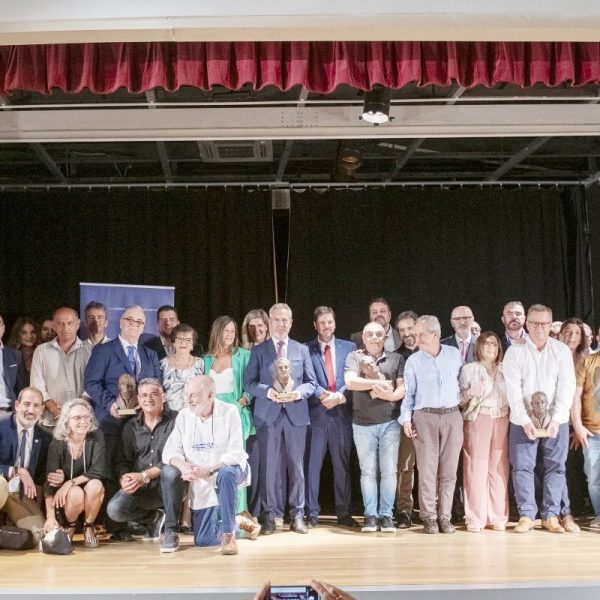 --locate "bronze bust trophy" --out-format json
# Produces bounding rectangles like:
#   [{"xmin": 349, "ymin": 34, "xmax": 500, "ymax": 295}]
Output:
[
  {"xmin": 273, "ymin": 357, "xmax": 296, "ymax": 402},
  {"xmin": 115, "ymin": 373, "xmax": 138, "ymax": 416},
  {"xmin": 525, "ymin": 391, "xmax": 552, "ymax": 437}
]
